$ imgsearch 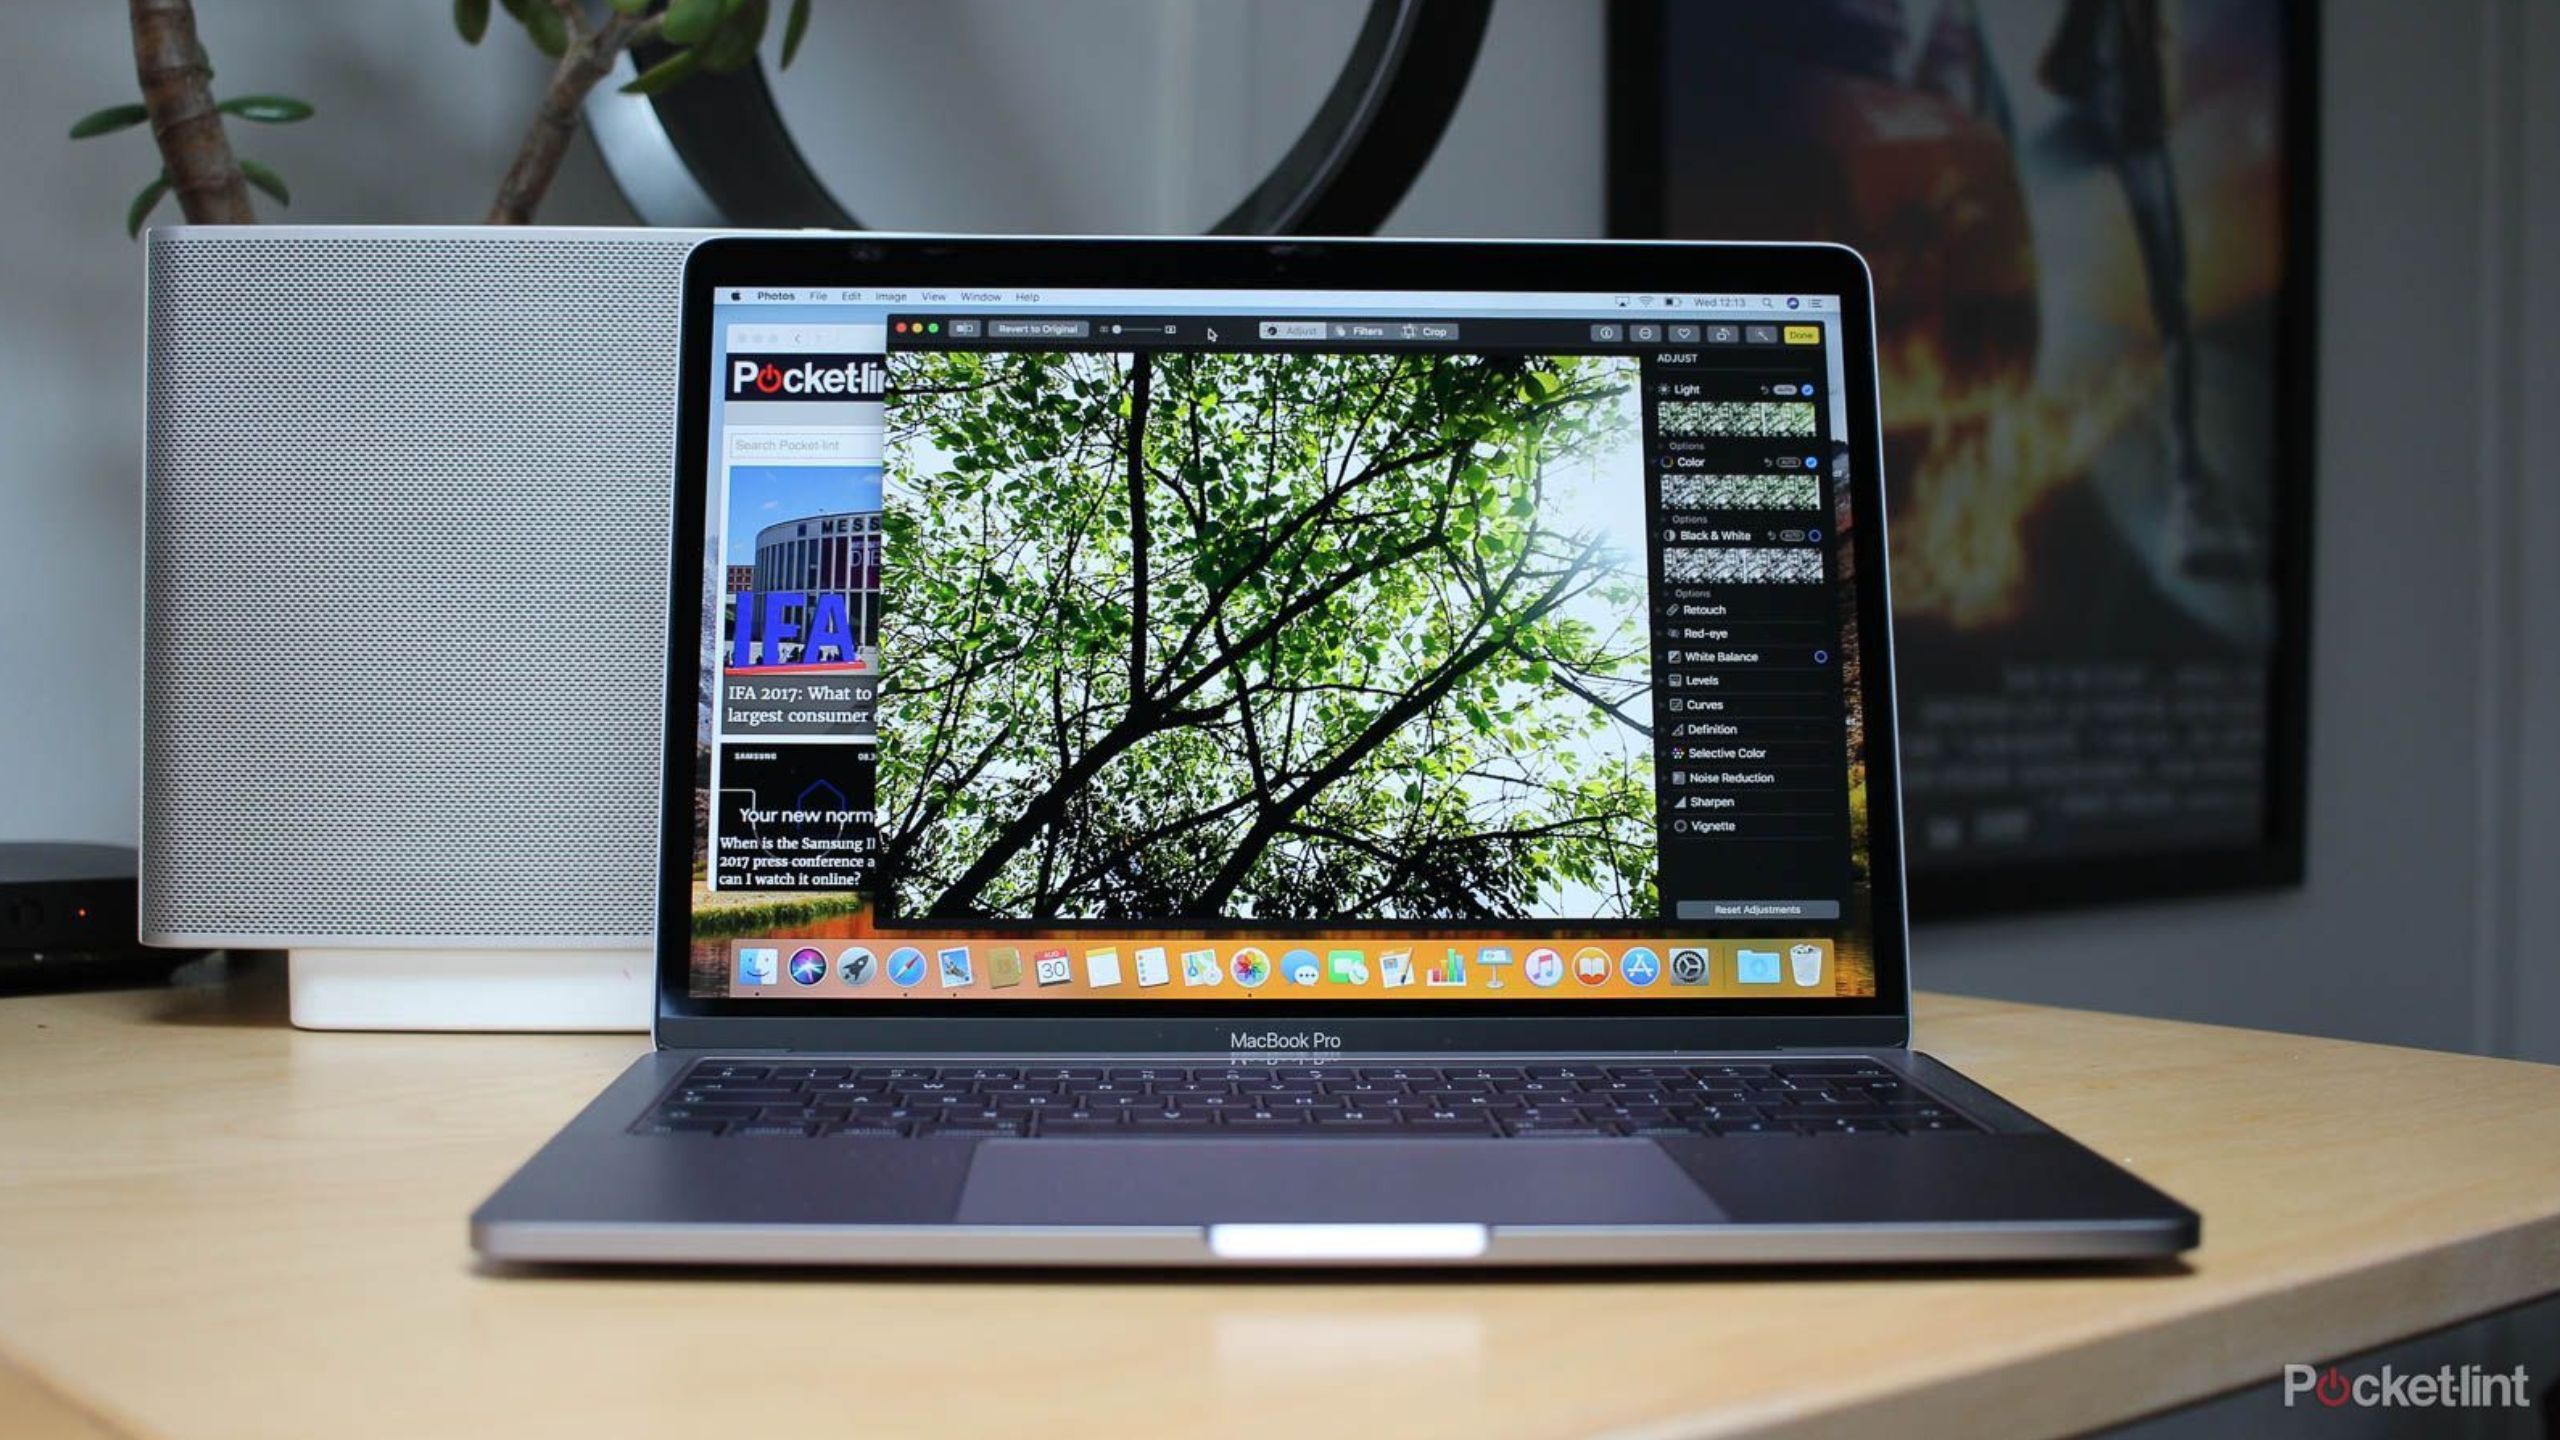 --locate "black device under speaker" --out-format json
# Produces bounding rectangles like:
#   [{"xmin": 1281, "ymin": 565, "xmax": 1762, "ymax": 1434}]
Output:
[{"xmin": 0, "ymin": 843, "xmax": 192, "ymax": 993}]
